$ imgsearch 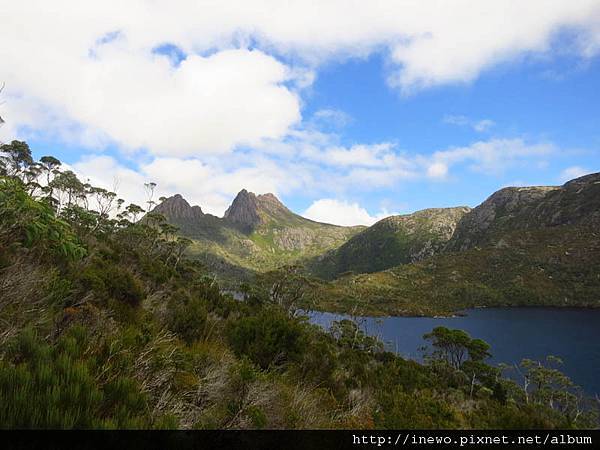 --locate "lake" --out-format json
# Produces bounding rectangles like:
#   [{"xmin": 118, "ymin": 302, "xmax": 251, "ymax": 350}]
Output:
[{"xmin": 308, "ymin": 307, "xmax": 600, "ymax": 396}]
